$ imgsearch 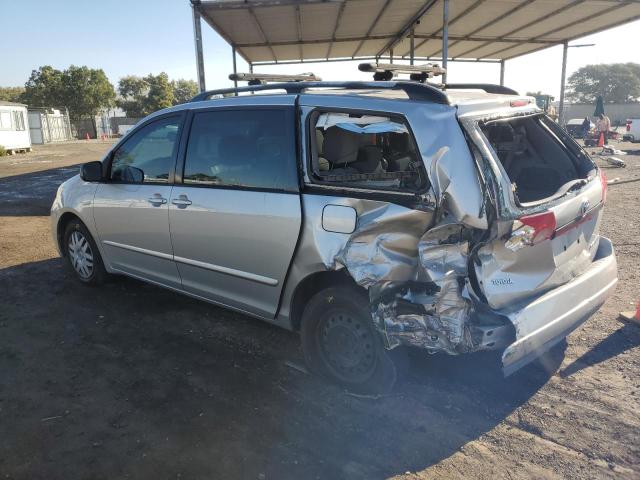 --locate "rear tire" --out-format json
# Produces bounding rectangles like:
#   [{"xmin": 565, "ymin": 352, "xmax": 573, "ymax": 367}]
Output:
[
  {"xmin": 300, "ymin": 286, "xmax": 401, "ymax": 394},
  {"xmin": 63, "ymin": 219, "xmax": 107, "ymax": 286}
]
